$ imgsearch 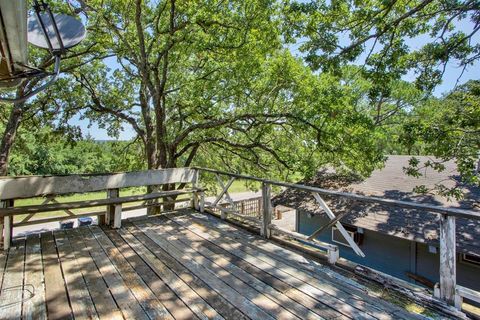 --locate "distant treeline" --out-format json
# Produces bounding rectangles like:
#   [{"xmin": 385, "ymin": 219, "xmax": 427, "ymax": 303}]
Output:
[{"xmin": 7, "ymin": 127, "xmax": 145, "ymax": 176}]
